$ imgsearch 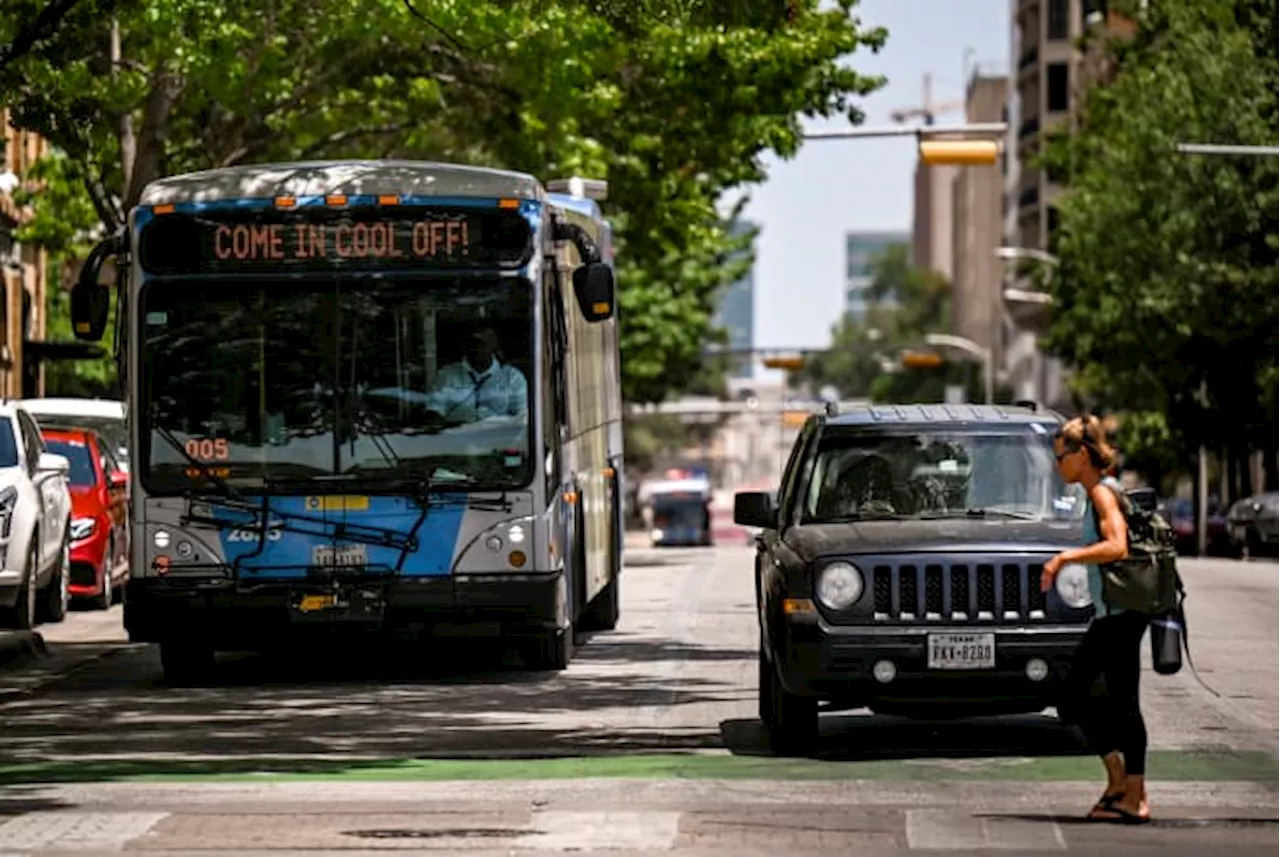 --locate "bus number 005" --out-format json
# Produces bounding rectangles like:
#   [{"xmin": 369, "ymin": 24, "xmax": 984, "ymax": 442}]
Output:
[{"xmin": 185, "ymin": 438, "xmax": 230, "ymax": 461}]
